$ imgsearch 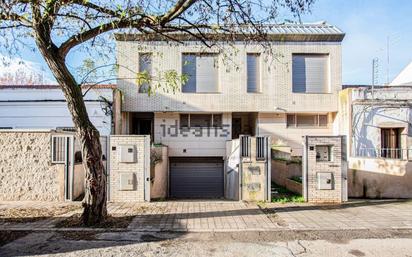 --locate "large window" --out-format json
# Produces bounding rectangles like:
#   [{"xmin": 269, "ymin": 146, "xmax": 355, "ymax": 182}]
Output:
[
  {"xmin": 247, "ymin": 53, "xmax": 260, "ymax": 93},
  {"xmin": 292, "ymin": 54, "xmax": 329, "ymax": 93},
  {"xmin": 138, "ymin": 53, "xmax": 152, "ymax": 93},
  {"xmin": 286, "ymin": 114, "xmax": 328, "ymax": 128},
  {"xmin": 182, "ymin": 54, "xmax": 219, "ymax": 93},
  {"xmin": 381, "ymin": 128, "xmax": 401, "ymax": 159},
  {"xmin": 180, "ymin": 114, "xmax": 223, "ymax": 128}
]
